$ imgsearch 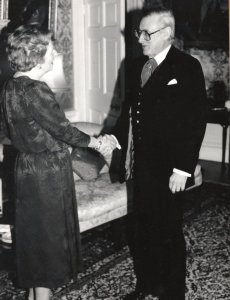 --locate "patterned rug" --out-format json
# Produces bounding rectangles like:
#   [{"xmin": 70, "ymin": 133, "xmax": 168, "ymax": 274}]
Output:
[{"xmin": 0, "ymin": 182, "xmax": 229, "ymax": 300}]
